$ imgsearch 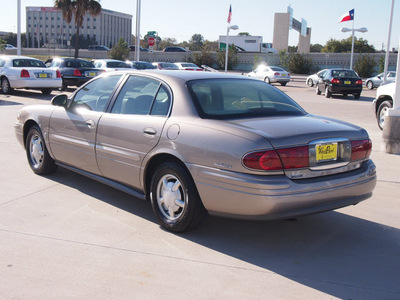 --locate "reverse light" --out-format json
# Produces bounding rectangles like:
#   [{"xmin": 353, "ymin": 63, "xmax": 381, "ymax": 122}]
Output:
[
  {"xmin": 73, "ymin": 69, "xmax": 82, "ymax": 76},
  {"xmin": 20, "ymin": 69, "xmax": 30, "ymax": 78},
  {"xmin": 351, "ymin": 139, "xmax": 372, "ymax": 161}
]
